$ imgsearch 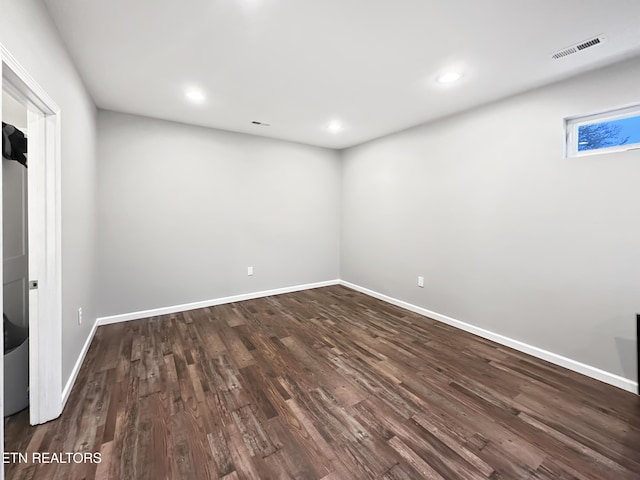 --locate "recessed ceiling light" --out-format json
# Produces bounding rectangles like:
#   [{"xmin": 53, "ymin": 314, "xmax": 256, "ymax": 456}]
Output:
[
  {"xmin": 241, "ymin": 0, "xmax": 263, "ymax": 8},
  {"xmin": 185, "ymin": 89, "xmax": 206, "ymax": 103},
  {"xmin": 328, "ymin": 121, "xmax": 342, "ymax": 133},
  {"xmin": 437, "ymin": 71, "xmax": 462, "ymax": 84}
]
